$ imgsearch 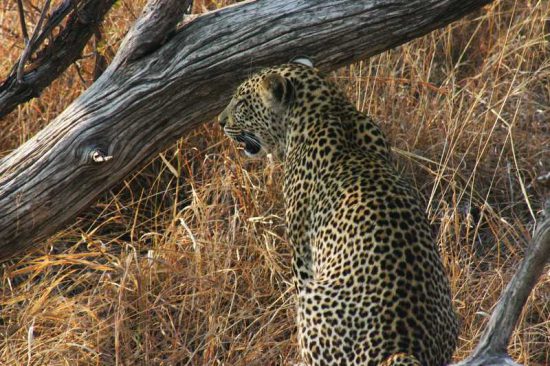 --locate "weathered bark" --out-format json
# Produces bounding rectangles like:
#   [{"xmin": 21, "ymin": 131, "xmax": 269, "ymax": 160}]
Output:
[
  {"xmin": 451, "ymin": 206, "xmax": 550, "ymax": 366},
  {"xmin": 112, "ymin": 0, "xmax": 193, "ymax": 66},
  {"xmin": 0, "ymin": 0, "xmax": 116, "ymax": 119},
  {"xmin": 0, "ymin": 0, "xmax": 492, "ymax": 256}
]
